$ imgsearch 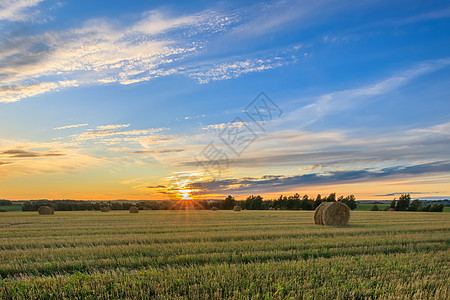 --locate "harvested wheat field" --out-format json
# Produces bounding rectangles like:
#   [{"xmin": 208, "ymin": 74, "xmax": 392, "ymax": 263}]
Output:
[{"xmin": 0, "ymin": 210, "xmax": 449, "ymax": 299}]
